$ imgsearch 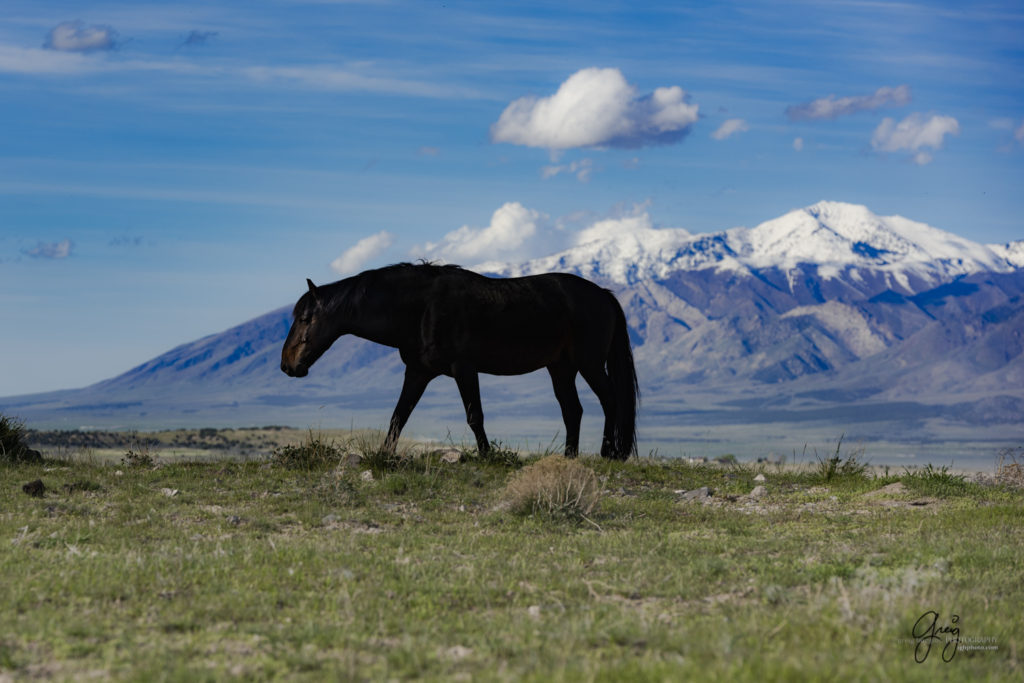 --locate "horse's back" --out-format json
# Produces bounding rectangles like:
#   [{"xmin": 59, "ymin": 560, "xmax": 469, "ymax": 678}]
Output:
[{"xmin": 417, "ymin": 269, "xmax": 620, "ymax": 375}]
